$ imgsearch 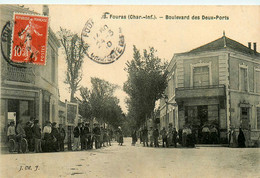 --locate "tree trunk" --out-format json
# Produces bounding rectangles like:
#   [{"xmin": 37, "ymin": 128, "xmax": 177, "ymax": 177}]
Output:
[{"xmin": 70, "ymin": 89, "xmax": 75, "ymax": 102}]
